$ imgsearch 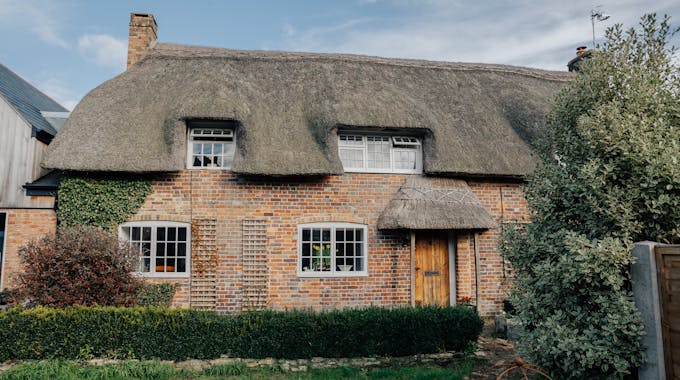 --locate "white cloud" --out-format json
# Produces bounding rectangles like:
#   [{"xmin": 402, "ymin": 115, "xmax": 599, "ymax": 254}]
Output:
[
  {"xmin": 77, "ymin": 34, "xmax": 127, "ymax": 70},
  {"xmin": 0, "ymin": 0, "xmax": 68, "ymax": 48},
  {"xmin": 37, "ymin": 78, "xmax": 80, "ymax": 111}
]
